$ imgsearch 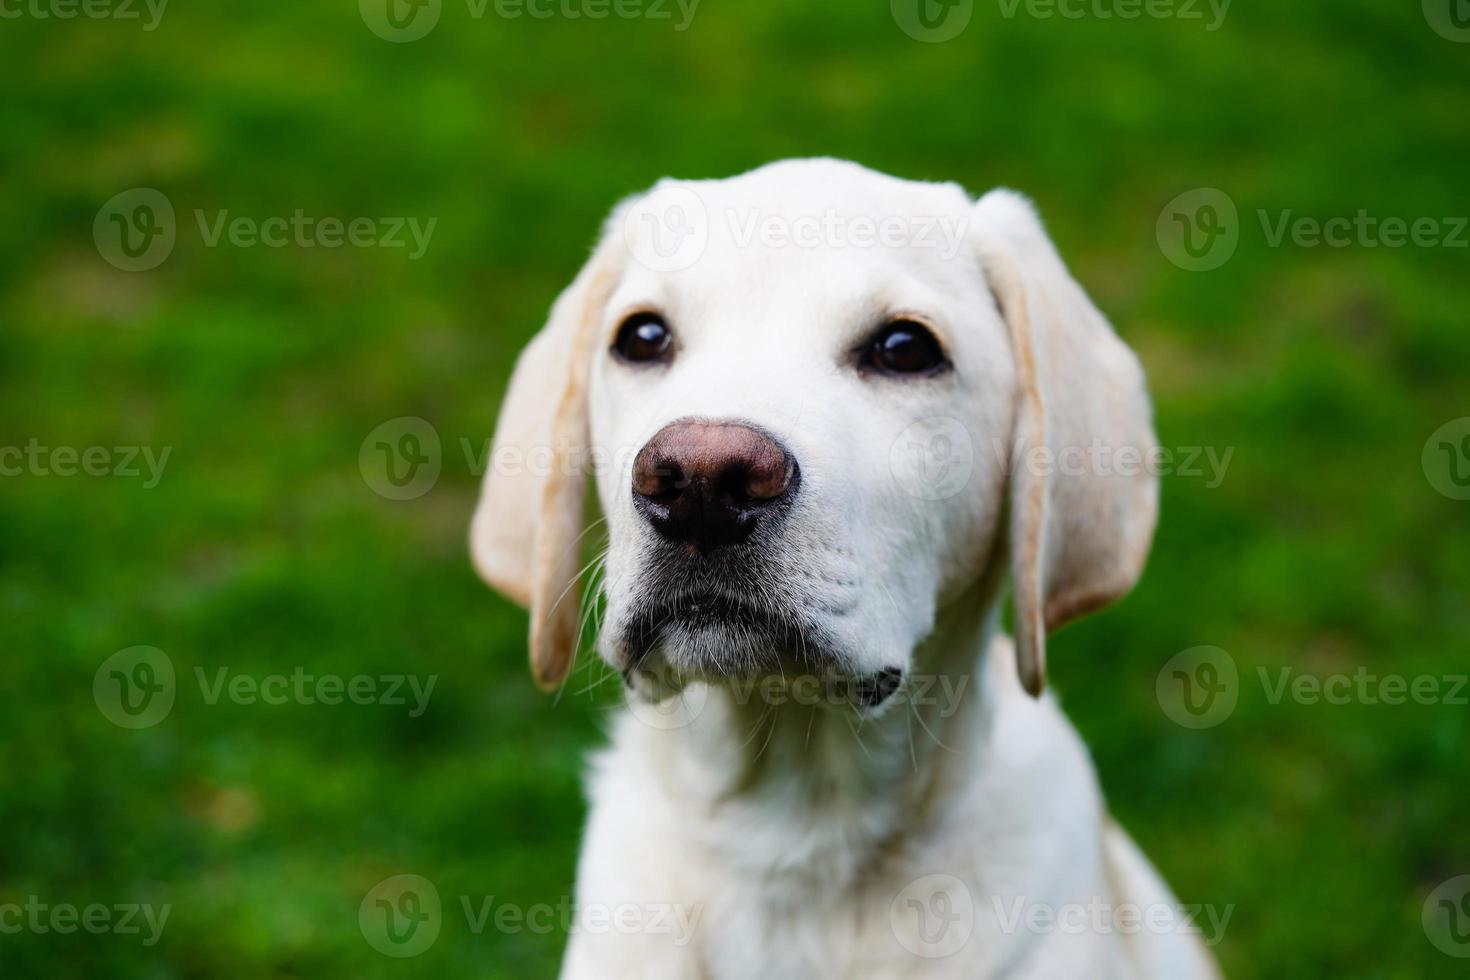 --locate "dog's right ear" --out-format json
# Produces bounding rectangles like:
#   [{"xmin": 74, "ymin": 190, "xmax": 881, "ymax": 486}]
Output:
[
  {"xmin": 469, "ymin": 222, "xmax": 624, "ymax": 691},
  {"xmin": 974, "ymin": 189, "xmax": 1160, "ymax": 699}
]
